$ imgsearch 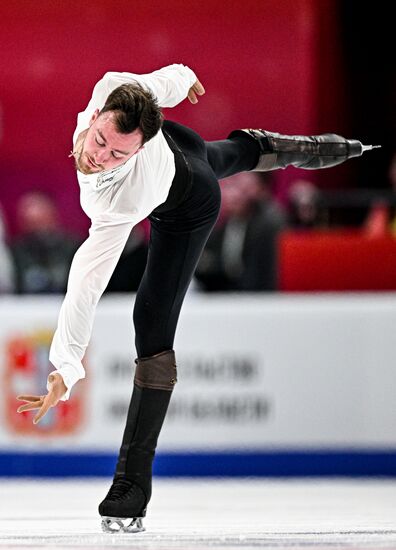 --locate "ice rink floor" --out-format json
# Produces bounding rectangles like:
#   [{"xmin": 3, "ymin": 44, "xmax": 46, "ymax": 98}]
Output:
[{"xmin": 0, "ymin": 478, "xmax": 395, "ymax": 549}]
